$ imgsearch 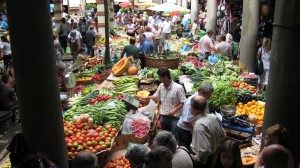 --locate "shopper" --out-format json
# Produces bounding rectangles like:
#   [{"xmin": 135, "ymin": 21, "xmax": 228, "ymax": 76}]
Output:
[
  {"xmin": 263, "ymin": 124, "xmax": 294, "ymax": 168},
  {"xmin": 144, "ymin": 26, "xmax": 155, "ymax": 54},
  {"xmin": 174, "ymin": 82, "xmax": 214, "ymax": 151},
  {"xmin": 152, "ymin": 130, "xmax": 193, "ymax": 168},
  {"xmin": 199, "ymin": 30, "xmax": 218, "ymax": 60},
  {"xmin": 125, "ymin": 20, "xmax": 136, "ymax": 37},
  {"xmin": 152, "ymin": 24, "xmax": 162, "ymax": 54},
  {"xmin": 139, "ymin": 67, "xmax": 186, "ymax": 132},
  {"xmin": 144, "ymin": 146, "xmax": 173, "ymax": 168},
  {"xmin": 85, "ymin": 25, "xmax": 96, "ymax": 57},
  {"xmin": 254, "ymin": 144, "xmax": 289, "ymax": 168},
  {"xmin": 189, "ymin": 95, "xmax": 226, "ymax": 167},
  {"xmin": 57, "ymin": 62, "xmax": 67, "ymax": 92},
  {"xmin": 72, "ymin": 150, "xmax": 99, "ymax": 168},
  {"xmin": 57, "ymin": 17, "xmax": 71, "ymax": 52},
  {"xmin": 139, "ymin": 34, "xmax": 151, "ymax": 69},
  {"xmin": 162, "ymin": 17, "xmax": 173, "ymax": 43},
  {"xmin": 215, "ymin": 35, "xmax": 233, "ymax": 60},
  {"xmin": 69, "ymin": 30, "xmax": 81, "ymax": 62},
  {"xmin": 211, "ymin": 139, "xmax": 243, "ymax": 168},
  {"xmin": 0, "ymin": 35, "xmax": 12, "ymax": 66},
  {"xmin": 257, "ymin": 37, "xmax": 271, "ymax": 93},
  {"xmin": 125, "ymin": 144, "xmax": 149, "ymax": 168}
]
